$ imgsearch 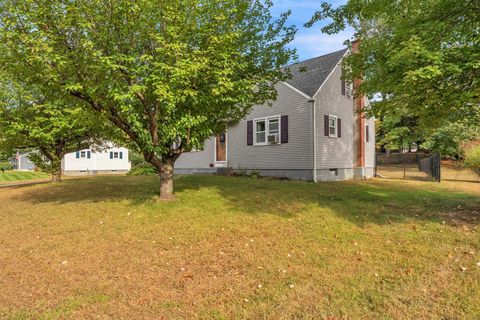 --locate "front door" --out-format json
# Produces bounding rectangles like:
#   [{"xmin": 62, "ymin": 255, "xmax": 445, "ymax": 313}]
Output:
[{"xmin": 215, "ymin": 132, "xmax": 227, "ymax": 163}]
